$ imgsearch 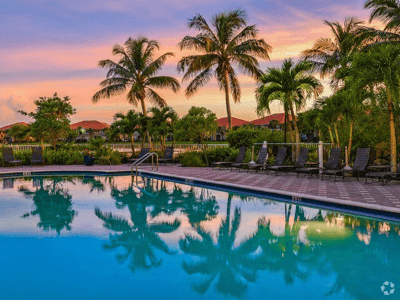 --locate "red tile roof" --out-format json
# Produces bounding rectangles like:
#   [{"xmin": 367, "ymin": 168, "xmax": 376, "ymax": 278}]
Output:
[
  {"xmin": 0, "ymin": 122, "xmax": 29, "ymax": 131},
  {"xmin": 70, "ymin": 120, "xmax": 110, "ymax": 130},
  {"xmin": 250, "ymin": 113, "xmax": 291, "ymax": 126},
  {"xmin": 217, "ymin": 117, "xmax": 249, "ymax": 128}
]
